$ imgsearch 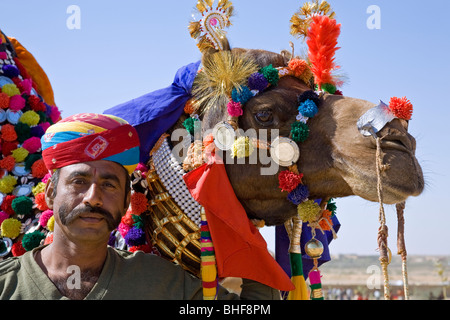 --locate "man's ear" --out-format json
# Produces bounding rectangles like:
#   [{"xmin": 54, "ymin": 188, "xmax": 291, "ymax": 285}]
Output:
[{"xmin": 44, "ymin": 180, "xmax": 55, "ymax": 210}]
